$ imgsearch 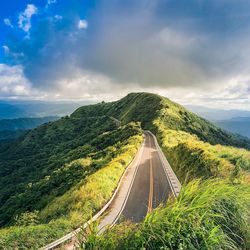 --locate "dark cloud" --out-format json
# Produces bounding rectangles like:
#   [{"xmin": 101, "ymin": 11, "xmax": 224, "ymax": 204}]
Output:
[{"xmin": 4, "ymin": 0, "xmax": 250, "ymax": 93}]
